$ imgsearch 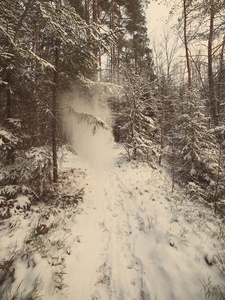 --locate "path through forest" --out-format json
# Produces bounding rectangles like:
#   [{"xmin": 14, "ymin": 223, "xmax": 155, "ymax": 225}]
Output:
[
  {"xmin": 1, "ymin": 145, "xmax": 224, "ymax": 299},
  {"xmin": 63, "ymin": 146, "xmax": 225, "ymax": 300}
]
